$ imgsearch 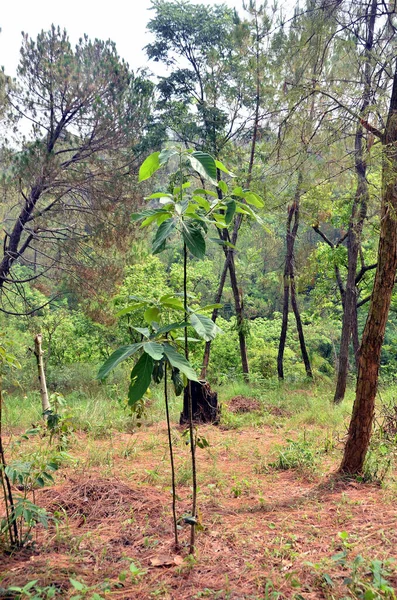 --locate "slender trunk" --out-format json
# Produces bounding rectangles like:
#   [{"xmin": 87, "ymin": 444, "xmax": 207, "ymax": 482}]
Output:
[
  {"xmin": 34, "ymin": 333, "xmax": 50, "ymax": 417},
  {"xmin": 277, "ymin": 275, "xmax": 290, "ymax": 380},
  {"xmin": 334, "ymin": 0, "xmax": 375, "ymax": 403},
  {"xmin": 183, "ymin": 243, "xmax": 197, "ymax": 553},
  {"xmin": 164, "ymin": 362, "xmax": 179, "ymax": 550},
  {"xmin": 339, "ymin": 64, "xmax": 397, "ymax": 475},
  {"xmin": 291, "ymin": 277, "xmax": 313, "ymax": 378},
  {"xmin": 278, "ymin": 173, "xmax": 312, "ymax": 378}
]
